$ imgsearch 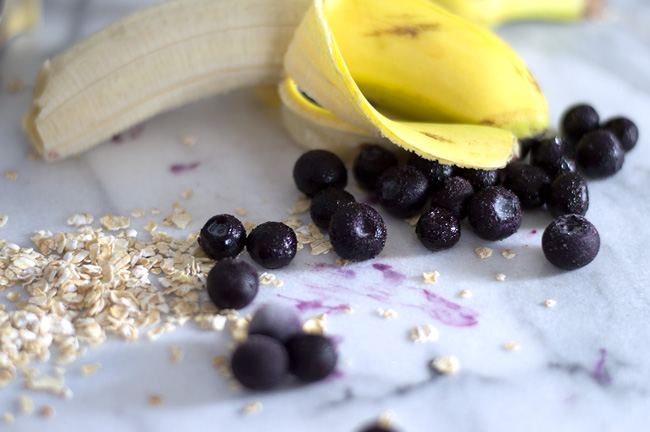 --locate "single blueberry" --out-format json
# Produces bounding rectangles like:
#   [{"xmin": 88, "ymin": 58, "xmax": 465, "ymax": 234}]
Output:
[
  {"xmin": 206, "ymin": 259, "xmax": 258, "ymax": 310},
  {"xmin": 431, "ymin": 176, "xmax": 474, "ymax": 220},
  {"xmin": 542, "ymin": 214, "xmax": 600, "ymax": 270},
  {"xmin": 376, "ymin": 165, "xmax": 429, "ymax": 218},
  {"xmin": 293, "ymin": 149, "xmax": 347, "ymax": 197},
  {"xmin": 503, "ymin": 163, "xmax": 552, "ymax": 210},
  {"xmin": 198, "ymin": 214, "xmax": 246, "ymax": 260},
  {"xmin": 358, "ymin": 425, "xmax": 400, "ymax": 432},
  {"xmin": 530, "ymin": 136, "xmax": 576, "ymax": 177},
  {"xmin": 352, "ymin": 144, "xmax": 398, "ymax": 191},
  {"xmin": 601, "ymin": 116, "xmax": 639, "ymax": 152},
  {"xmin": 310, "ymin": 188, "xmax": 356, "ymax": 230},
  {"xmin": 406, "ymin": 153, "xmax": 454, "ymax": 195},
  {"xmin": 561, "ymin": 103, "xmax": 600, "ymax": 144},
  {"xmin": 329, "ymin": 203, "xmax": 387, "ymax": 261},
  {"xmin": 518, "ymin": 135, "xmax": 543, "ymax": 159},
  {"xmin": 546, "ymin": 172, "xmax": 589, "ymax": 218},
  {"xmin": 230, "ymin": 334, "xmax": 289, "ymax": 390},
  {"xmin": 248, "ymin": 303, "xmax": 302, "ymax": 343},
  {"xmin": 576, "ymin": 129, "xmax": 625, "ymax": 178},
  {"xmin": 456, "ymin": 167, "xmax": 499, "ymax": 190},
  {"xmin": 286, "ymin": 334, "xmax": 338, "ymax": 382},
  {"xmin": 415, "ymin": 207, "xmax": 461, "ymax": 252},
  {"xmin": 467, "ymin": 186, "xmax": 522, "ymax": 241},
  {"xmin": 246, "ymin": 222, "xmax": 297, "ymax": 269}
]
